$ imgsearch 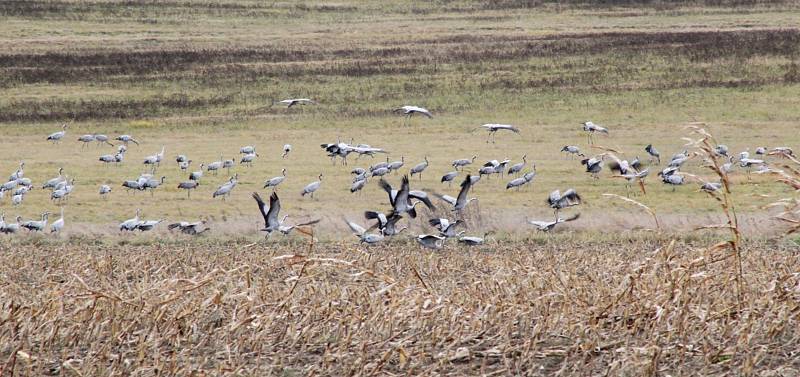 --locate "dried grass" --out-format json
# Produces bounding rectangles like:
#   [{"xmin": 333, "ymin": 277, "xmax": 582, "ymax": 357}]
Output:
[{"xmin": 0, "ymin": 238, "xmax": 797, "ymax": 375}]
